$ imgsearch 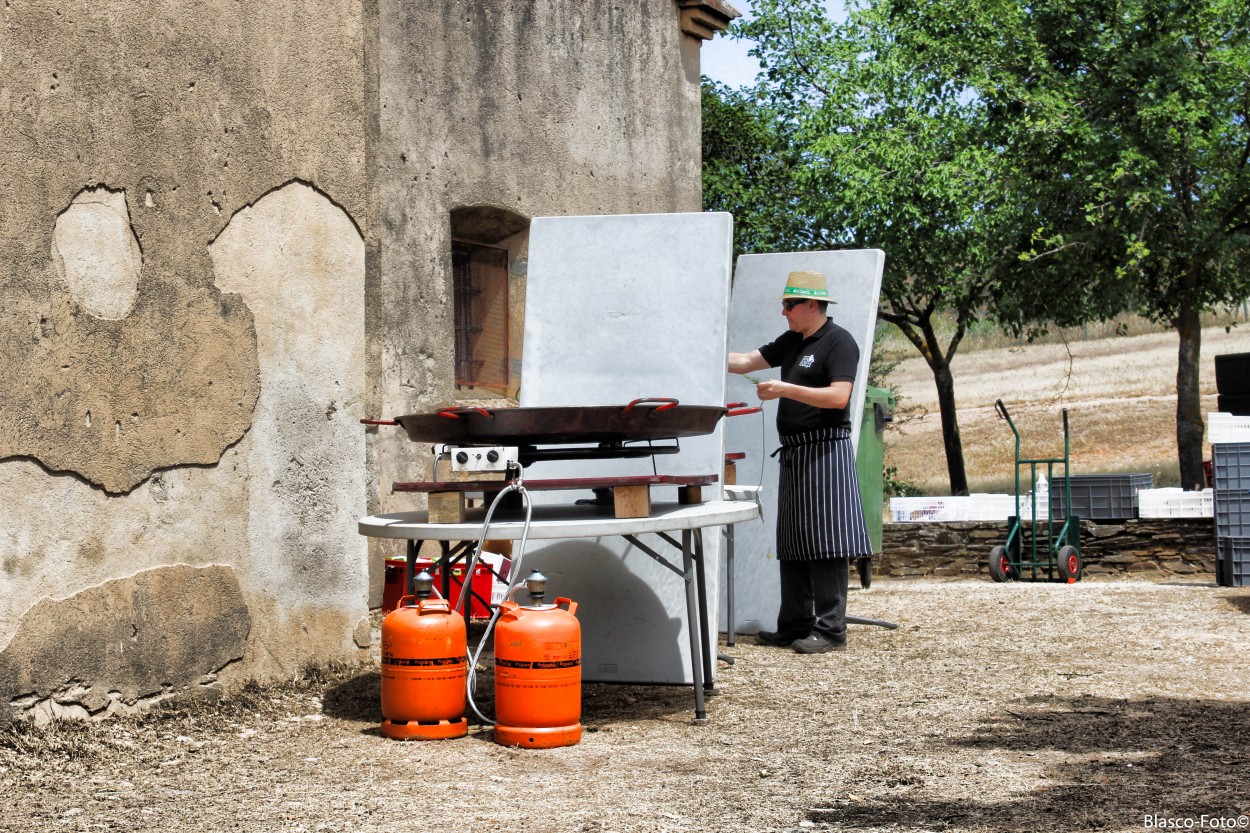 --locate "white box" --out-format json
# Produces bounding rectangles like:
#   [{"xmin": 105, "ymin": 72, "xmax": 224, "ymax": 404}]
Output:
[
  {"xmin": 1209, "ymin": 412, "xmax": 1250, "ymax": 444},
  {"xmin": 1137, "ymin": 487, "xmax": 1213, "ymax": 518}
]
